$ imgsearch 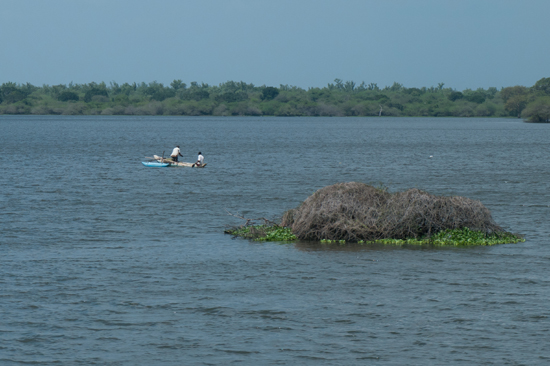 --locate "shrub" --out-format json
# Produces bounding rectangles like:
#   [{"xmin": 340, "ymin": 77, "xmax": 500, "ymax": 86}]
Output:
[{"xmin": 91, "ymin": 95, "xmax": 109, "ymax": 103}]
